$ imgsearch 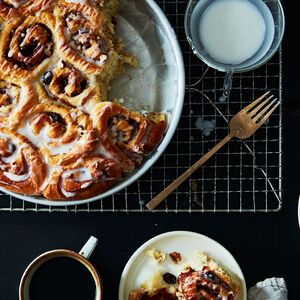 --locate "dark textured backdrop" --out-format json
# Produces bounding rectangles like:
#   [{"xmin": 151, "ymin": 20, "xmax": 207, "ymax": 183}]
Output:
[{"xmin": 0, "ymin": 0, "xmax": 299, "ymax": 299}]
